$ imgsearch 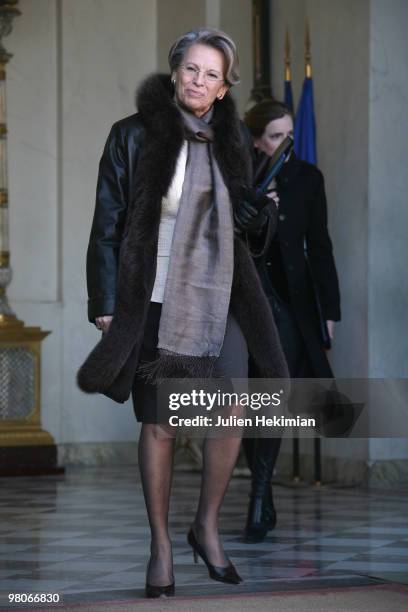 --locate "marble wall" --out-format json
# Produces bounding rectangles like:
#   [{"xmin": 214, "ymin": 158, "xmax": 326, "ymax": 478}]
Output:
[
  {"xmin": 8, "ymin": 0, "xmax": 58, "ymax": 304},
  {"xmin": 368, "ymin": 0, "xmax": 408, "ymax": 465},
  {"xmin": 59, "ymin": 0, "xmax": 157, "ymax": 445},
  {"xmin": 157, "ymin": 0, "xmax": 206, "ymax": 73},
  {"xmin": 8, "ymin": 0, "xmax": 157, "ymax": 448},
  {"xmin": 368, "ymin": 0, "xmax": 408, "ymax": 379},
  {"xmin": 219, "ymin": 0, "xmax": 252, "ymax": 115}
]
